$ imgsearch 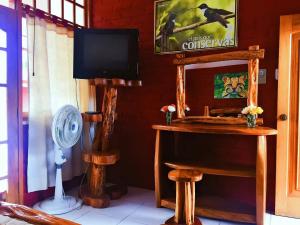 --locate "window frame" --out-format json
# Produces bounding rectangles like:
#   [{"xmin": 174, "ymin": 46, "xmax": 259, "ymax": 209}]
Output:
[{"xmin": 22, "ymin": 0, "xmax": 90, "ymax": 28}]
